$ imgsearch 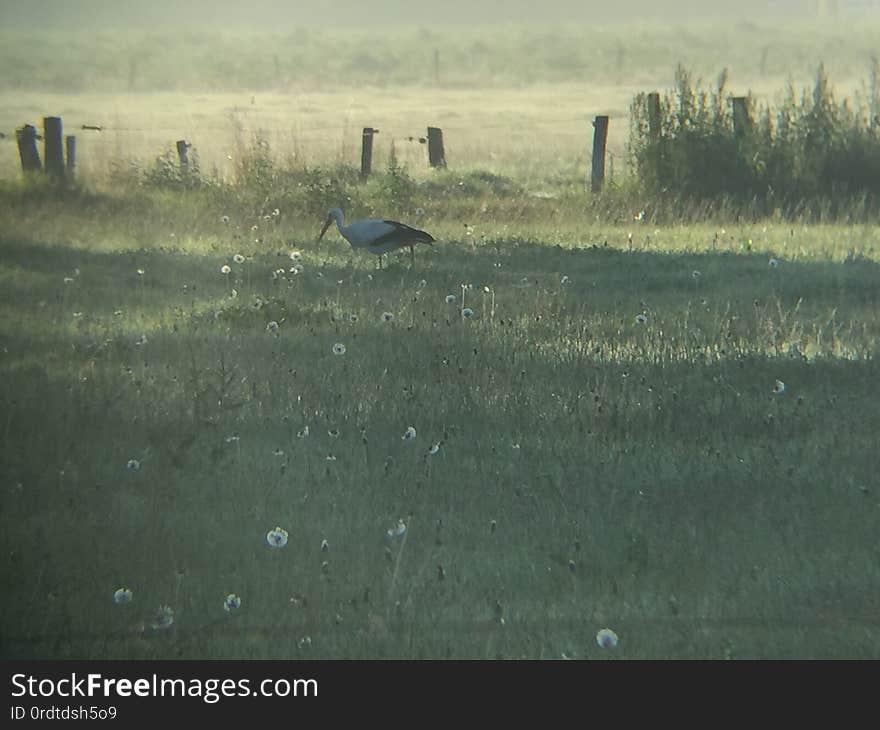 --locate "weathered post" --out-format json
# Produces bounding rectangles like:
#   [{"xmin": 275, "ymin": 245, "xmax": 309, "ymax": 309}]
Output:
[
  {"xmin": 44, "ymin": 116, "xmax": 64, "ymax": 178},
  {"xmin": 16, "ymin": 124, "xmax": 41, "ymax": 172},
  {"xmin": 427, "ymin": 126, "xmax": 446, "ymax": 168},
  {"xmin": 591, "ymin": 115, "xmax": 609, "ymax": 193},
  {"xmin": 732, "ymin": 97, "xmax": 752, "ymax": 137},
  {"xmin": 66, "ymin": 136, "xmax": 76, "ymax": 175},
  {"xmin": 176, "ymin": 140, "xmax": 189, "ymax": 168},
  {"xmin": 361, "ymin": 127, "xmax": 376, "ymax": 178},
  {"xmin": 647, "ymin": 93, "xmax": 661, "ymax": 140}
]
